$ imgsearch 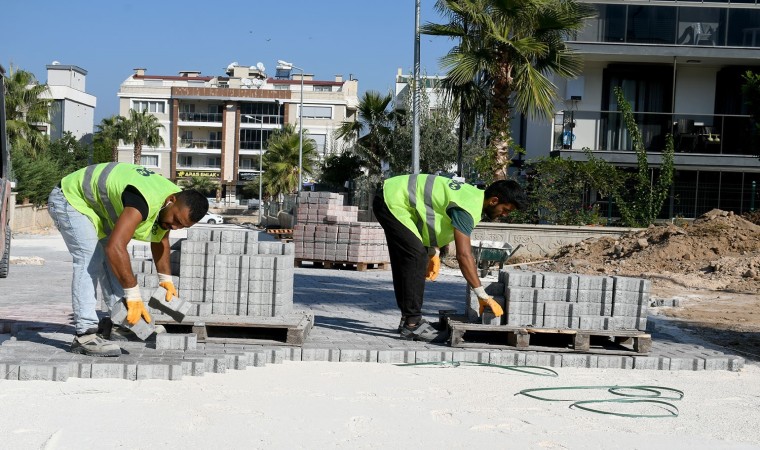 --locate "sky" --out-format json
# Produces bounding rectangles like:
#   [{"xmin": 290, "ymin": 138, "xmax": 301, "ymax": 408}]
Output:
[{"xmin": 2, "ymin": 1, "xmax": 455, "ymax": 123}]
